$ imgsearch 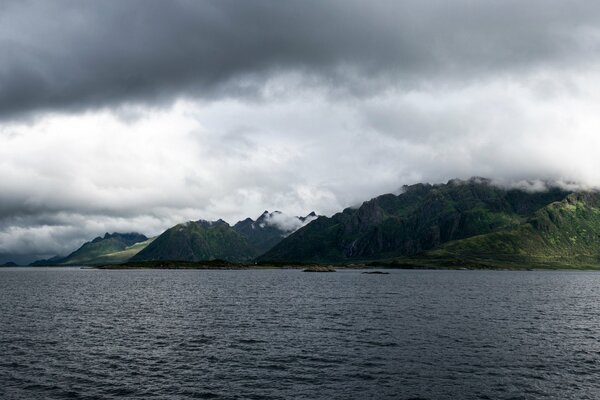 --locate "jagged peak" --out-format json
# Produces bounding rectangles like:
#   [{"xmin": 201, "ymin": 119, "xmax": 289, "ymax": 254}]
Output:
[
  {"xmin": 257, "ymin": 210, "xmax": 281, "ymax": 219},
  {"xmin": 101, "ymin": 232, "xmax": 147, "ymax": 240},
  {"xmin": 193, "ymin": 219, "xmax": 229, "ymax": 228}
]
